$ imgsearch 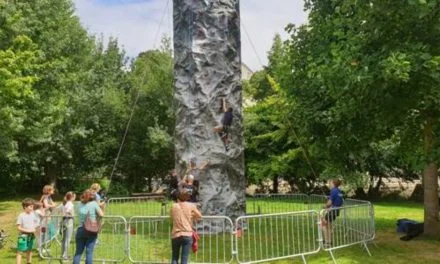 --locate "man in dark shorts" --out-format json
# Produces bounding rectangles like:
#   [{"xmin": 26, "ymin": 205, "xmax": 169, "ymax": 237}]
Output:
[
  {"xmin": 214, "ymin": 98, "xmax": 233, "ymax": 151},
  {"xmin": 321, "ymin": 178, "xmax": 343, "ymax": 247}
]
